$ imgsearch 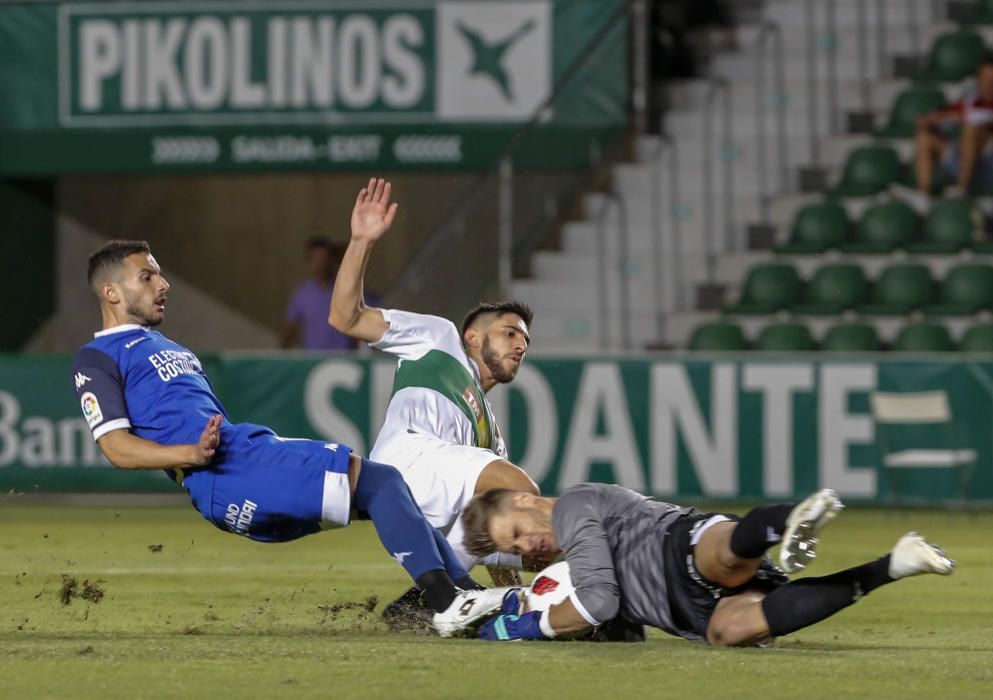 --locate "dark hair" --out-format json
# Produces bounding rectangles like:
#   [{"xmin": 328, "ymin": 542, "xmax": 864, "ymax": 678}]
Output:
[
  {"xmin": 87, "ymin": 239, "xmax": 151, "ymax": 287},
  {"xmin": 306, "ymin": 237, "xmax": 346, "ymax": 260},
  {"xmin": 461, "ymin": 488, "xmax": 517, "ymax": 557},
  {"xmin": 460, "ymin": 300, "xmax": 534, "ymax": 340}
]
